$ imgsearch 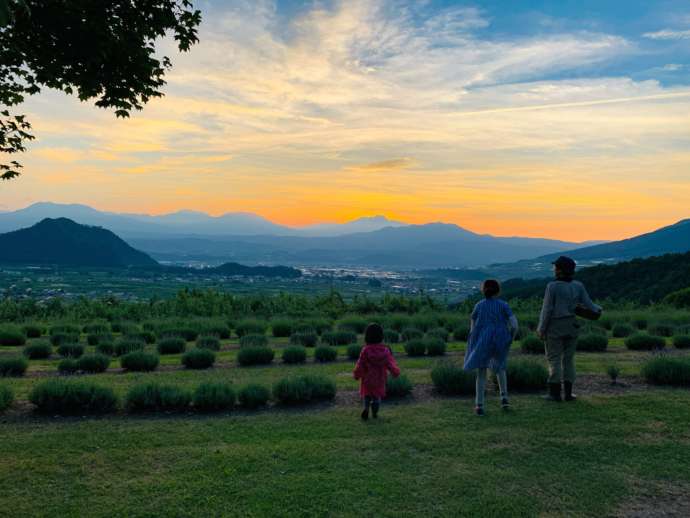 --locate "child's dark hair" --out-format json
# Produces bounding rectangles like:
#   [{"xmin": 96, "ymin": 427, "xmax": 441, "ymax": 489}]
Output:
[
  {"xmin": 482, "ymin": 279, "xmax": 500, "ymax": 298},
  {"xmin": 364, "ymin": 323, "xmax": 384, "ymax": 344}
]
